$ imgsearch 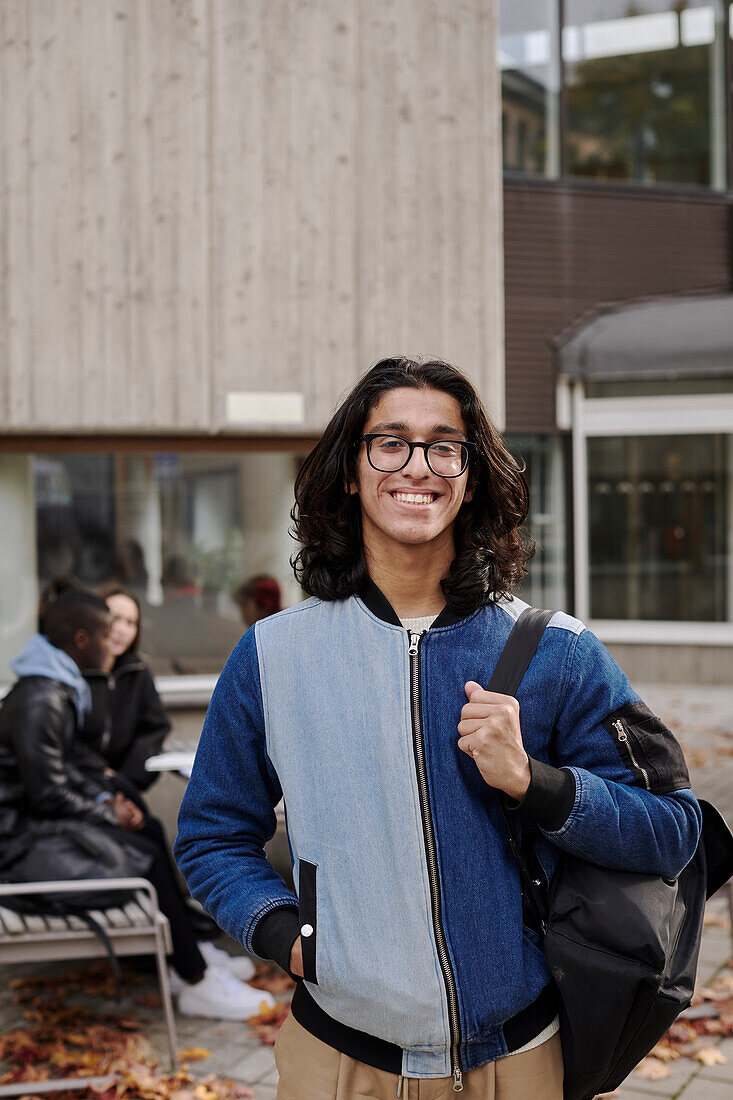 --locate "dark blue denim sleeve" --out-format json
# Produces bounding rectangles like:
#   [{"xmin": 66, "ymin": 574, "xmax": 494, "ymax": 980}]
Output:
[
  {"xmin": 544, "ymin": 627, "xmax": 702, "ymax": 879},
  {"xmin": 173, "ymin": 628, "xmax": 298, "ymax": 953}
]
